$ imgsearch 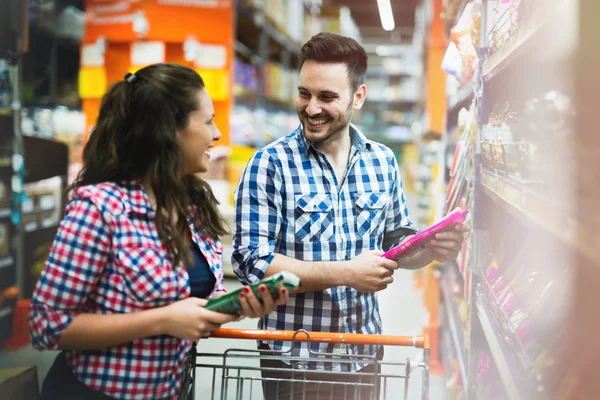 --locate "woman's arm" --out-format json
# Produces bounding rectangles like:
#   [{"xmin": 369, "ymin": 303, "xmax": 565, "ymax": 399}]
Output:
[
  {"xmin": 29, "ymin": 196, "xmax": 240, "ymax": 351},
  {"xmin": 29, "ymin": 197, "xmax": 114, "ymax": 351},
  {"xmin": 58, "ymin": 297, "xmax": 238, "ymax": 349}
]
